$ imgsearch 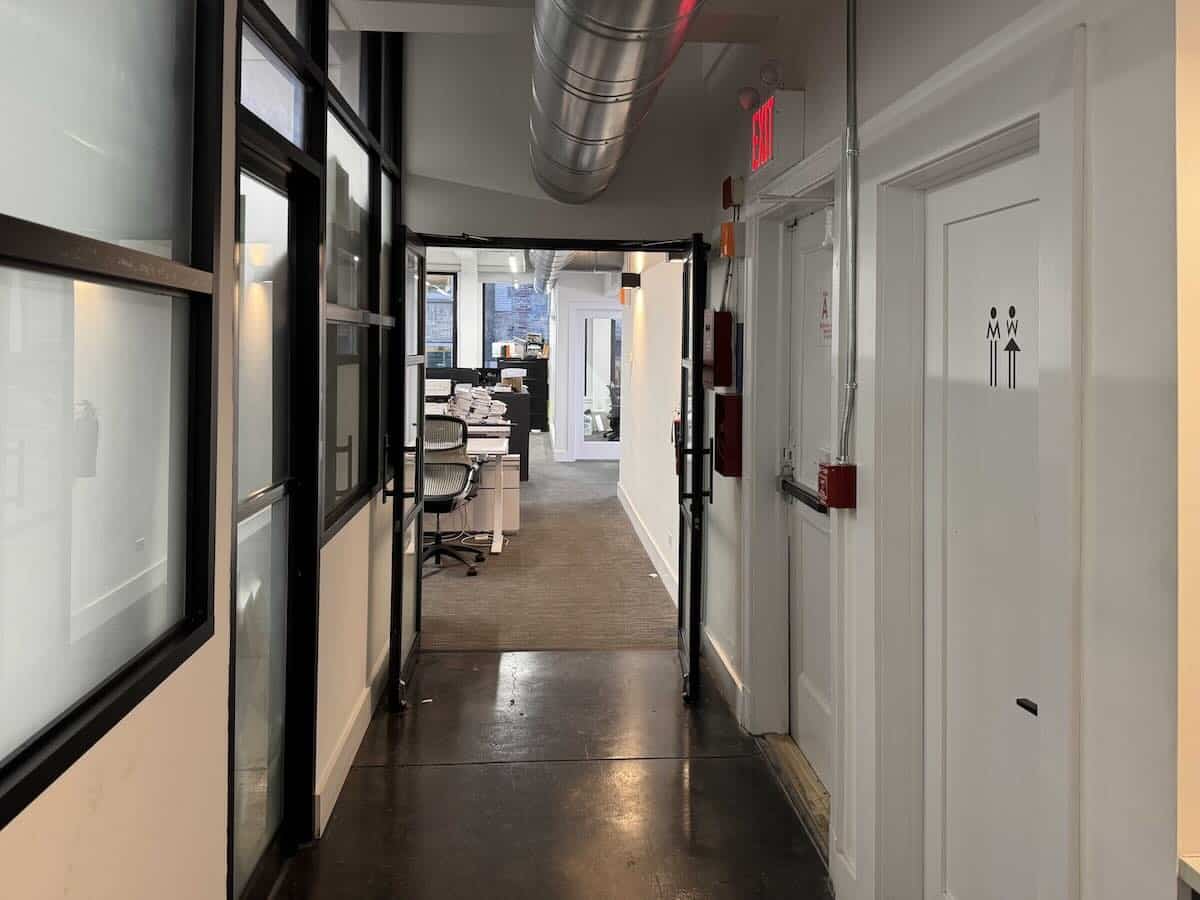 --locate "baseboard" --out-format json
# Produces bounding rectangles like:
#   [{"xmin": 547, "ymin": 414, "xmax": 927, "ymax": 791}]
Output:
[
  {"xmin": 71, "ymin": 557, "xmax": 168, "ymax": 641},
  {"xmin": 313, "ymin": 644, "xmax": 391, "ymax": 836},
  {"xmin": 617, "ymin": 482, "xmax": 678, "ymax": 605},
  {"xmin": 701, "ymin": 628, "xmax": 745, "ymax": 720}
]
